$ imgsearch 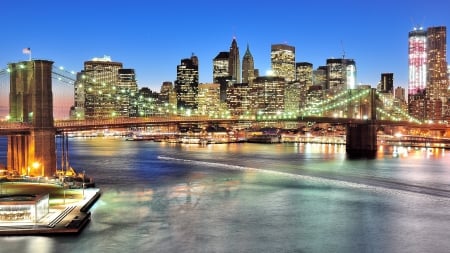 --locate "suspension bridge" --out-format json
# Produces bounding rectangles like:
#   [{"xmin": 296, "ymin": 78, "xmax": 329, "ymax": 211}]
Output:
[{"xmin": 0, "ymin": 59, "xmax": 449, "ymax": 177}]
